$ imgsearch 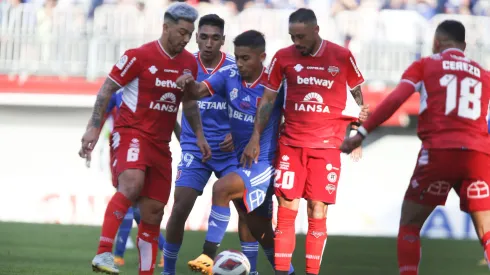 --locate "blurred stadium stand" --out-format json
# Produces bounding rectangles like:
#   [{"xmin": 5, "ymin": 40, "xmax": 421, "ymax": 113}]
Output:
[{"xmin": 0, "ymin": 0, "xmax": 489, "ymax": 126}]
